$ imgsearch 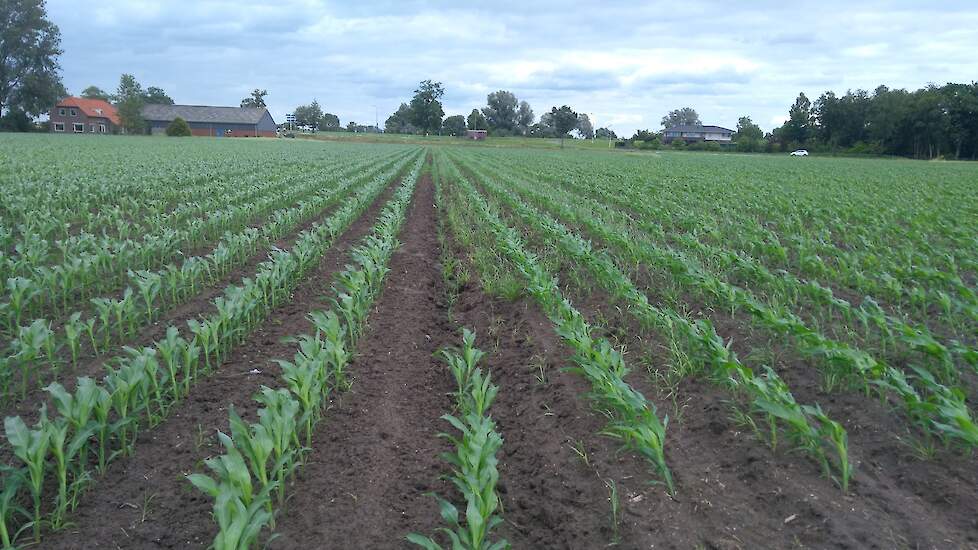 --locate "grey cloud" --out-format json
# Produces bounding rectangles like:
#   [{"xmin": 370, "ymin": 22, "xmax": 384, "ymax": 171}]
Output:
[{"xmin": 46, "ymin": 0, "xmax": 978, "ymax": 135}]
